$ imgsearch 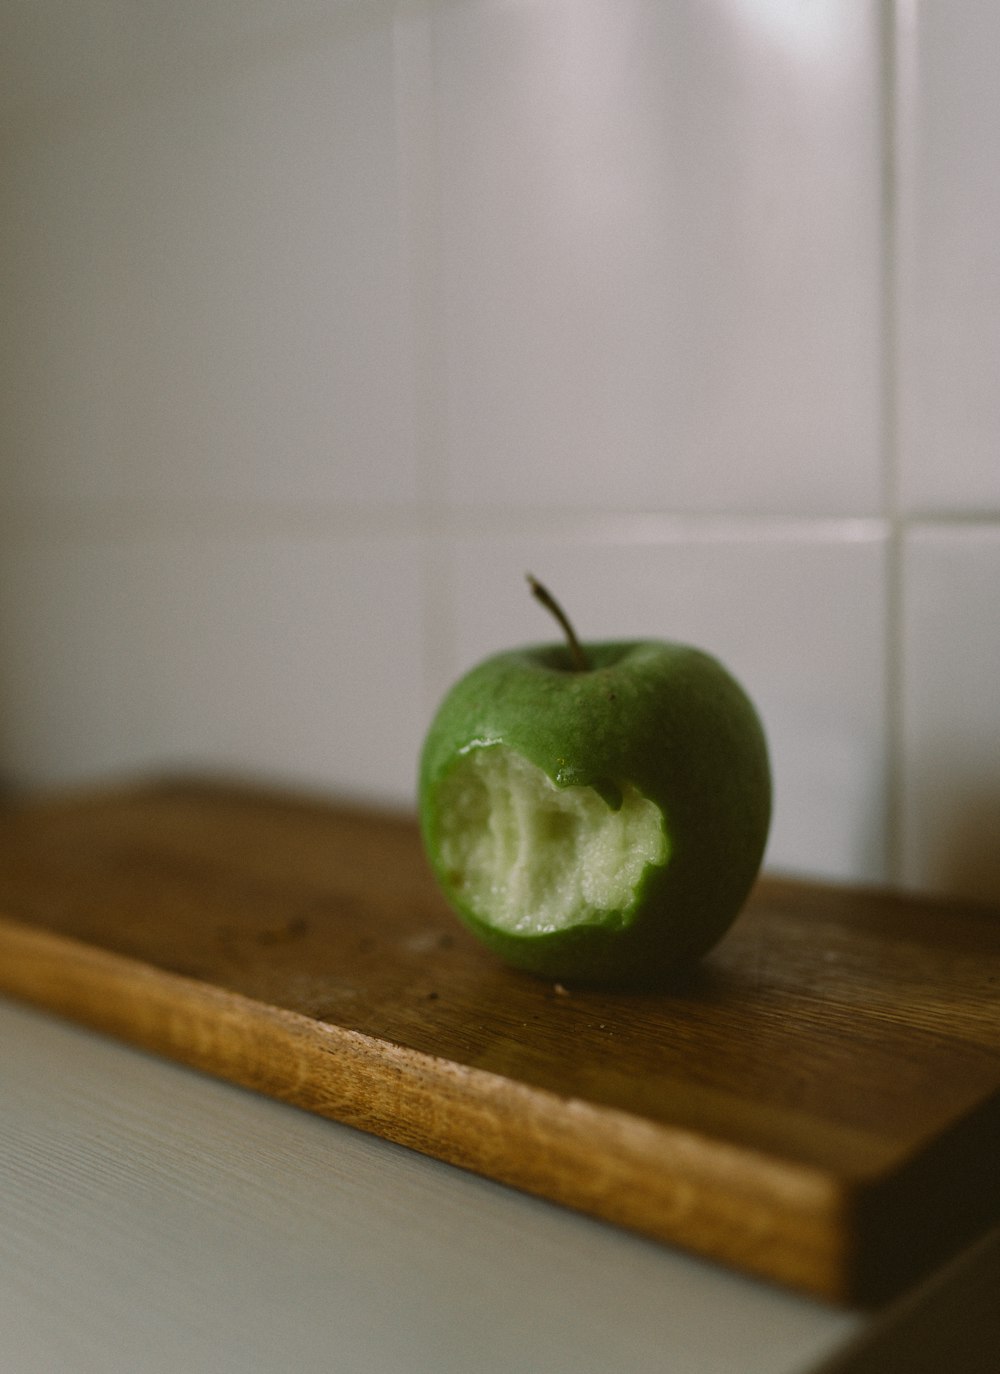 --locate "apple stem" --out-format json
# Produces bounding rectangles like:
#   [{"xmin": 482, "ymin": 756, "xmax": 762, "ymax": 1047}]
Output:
[{"xmin": 526, "ymin": 574, "xmax": 590, "ymax": 672}]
